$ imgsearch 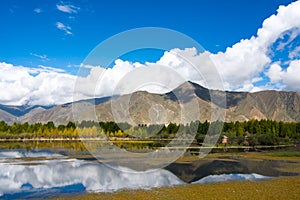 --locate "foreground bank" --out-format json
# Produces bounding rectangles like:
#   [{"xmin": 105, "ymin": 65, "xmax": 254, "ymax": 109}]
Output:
[{"xmin": 55, "ymin": 176, "xmax": 300, "ymax": 200}]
